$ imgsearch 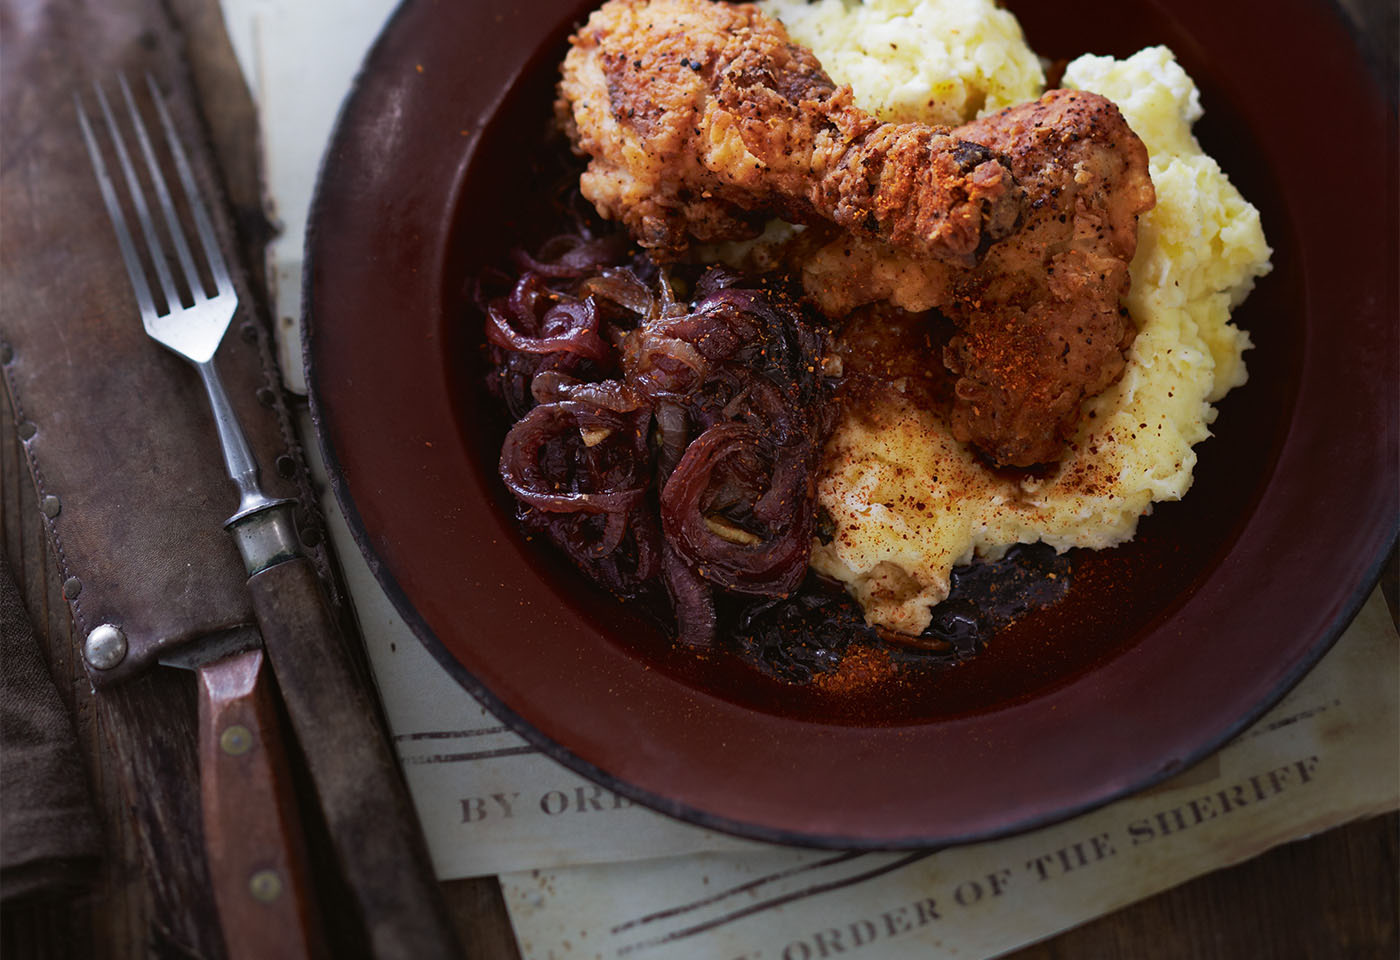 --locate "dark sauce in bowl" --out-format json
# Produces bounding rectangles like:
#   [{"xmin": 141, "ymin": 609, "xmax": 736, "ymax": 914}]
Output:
[{"xmin": 730, "ymin": 543, "xmax": 1073, "ymax": 685}]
